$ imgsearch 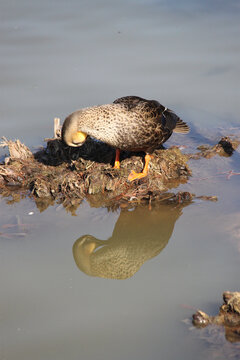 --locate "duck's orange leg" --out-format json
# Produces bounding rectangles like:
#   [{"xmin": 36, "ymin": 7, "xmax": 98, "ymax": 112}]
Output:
[
  {"xmin": 128, "ymin": 154, "xmax": 152, "ymax": 181},
  {"xmin": 113, "ymin": 148, "xmax": 121, "ymax": 169}
]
